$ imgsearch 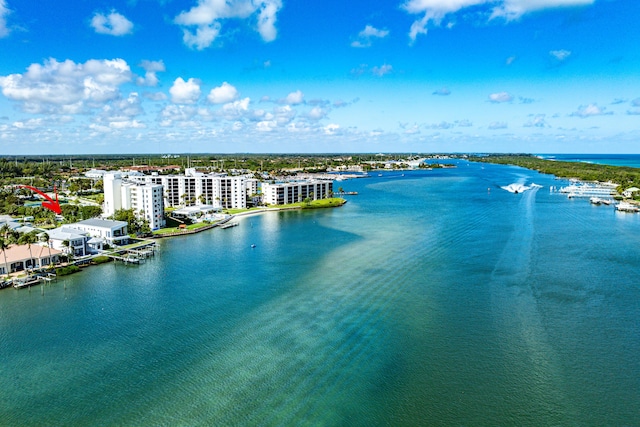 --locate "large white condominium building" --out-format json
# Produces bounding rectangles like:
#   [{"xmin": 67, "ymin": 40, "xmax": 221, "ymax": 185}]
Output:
[
  {"xmin": 145, "ymin": 168, "xmax": 247, "ymax": 210},
  {"xmin": 261, "ymin": 180, "xmax": 333, "ymax": 205},
  {"xmin": 103, "ymin": 173, "xmax": 165, "ymax": 230}
]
